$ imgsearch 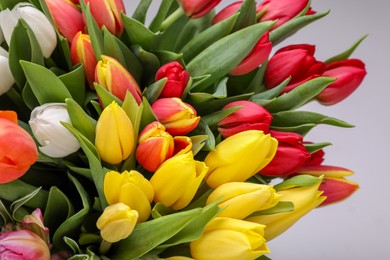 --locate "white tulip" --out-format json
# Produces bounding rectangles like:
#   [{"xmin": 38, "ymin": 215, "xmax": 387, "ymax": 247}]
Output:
[
  {"xmin": 29, "ymin": 103, "xmax": 81, "ymax": 158},
  {"xmin": 0, "ymin": 3, "xmax": 57, "ymax": 58},
  {"xmin": 0, "ymin": 23, "xmax": 4, "ymax": 44},
  {"xmin": 0, "ymin": 47, "xmax": 14, "ymax": 95}
]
